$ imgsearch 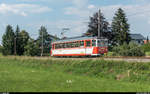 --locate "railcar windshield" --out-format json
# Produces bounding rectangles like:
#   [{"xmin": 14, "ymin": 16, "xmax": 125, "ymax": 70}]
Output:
[
  {"xmin": 97, "ymin": 39, "xmax": 108, "ymax": 47},
  {"xmin": 92, "ymin": 40, "xmax": 96, "ymax": 46}
]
